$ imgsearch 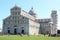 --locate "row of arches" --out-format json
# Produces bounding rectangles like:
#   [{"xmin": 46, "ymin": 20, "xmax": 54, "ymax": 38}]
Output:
[{"xmin": 8, "ymin": 29, "xmax": 24, "ymax": 34}]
